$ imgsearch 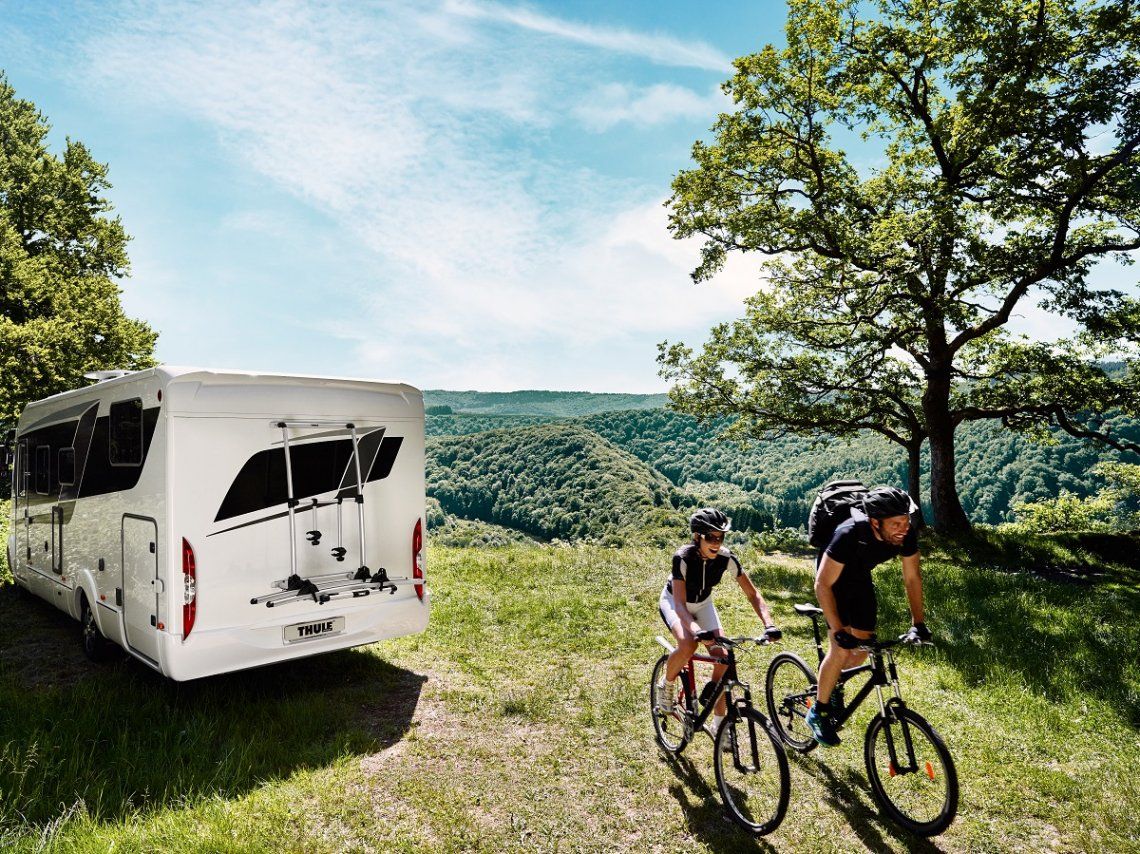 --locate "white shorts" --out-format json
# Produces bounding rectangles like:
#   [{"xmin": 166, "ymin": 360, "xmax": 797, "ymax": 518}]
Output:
[{"xmin": 659, "ymin": 583, "xmax": 723, "ymax": 634}]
